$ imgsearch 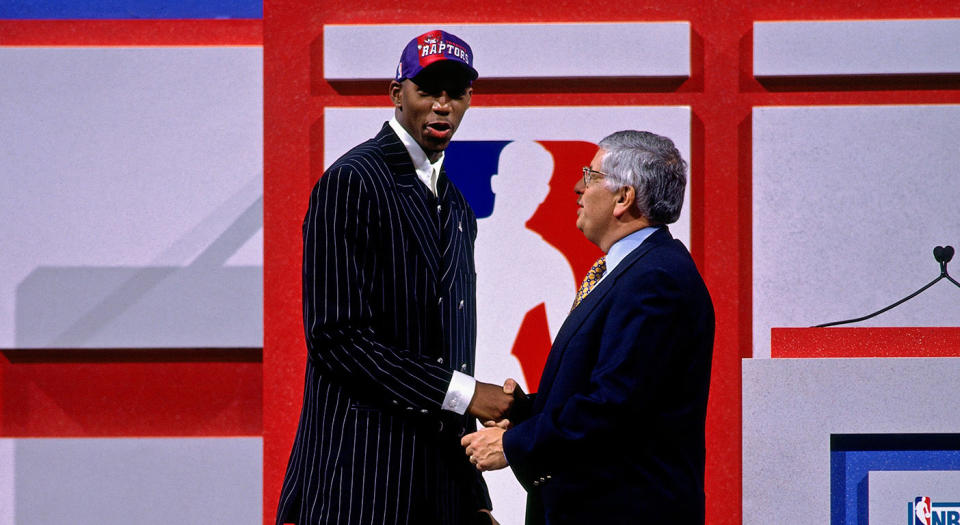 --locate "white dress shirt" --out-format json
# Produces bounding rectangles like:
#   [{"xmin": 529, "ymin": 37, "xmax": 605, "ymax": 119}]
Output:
[{"xmin": 597, "ymin": 225, "xmax": 660, "ymax": 285}]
